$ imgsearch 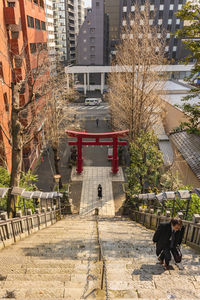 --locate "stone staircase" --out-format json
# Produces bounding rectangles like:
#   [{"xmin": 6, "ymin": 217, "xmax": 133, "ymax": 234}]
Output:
[
  {"xmin": 99, "ymin": 217, "xmax": 200, "ymax": 300},
  {"xmin": 0, "ymin": 215, "xmax": 199, "ymax": 299},
  {"xmin": 0, "ymin": 216, "xmax": 101, "ymax": 299}
]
